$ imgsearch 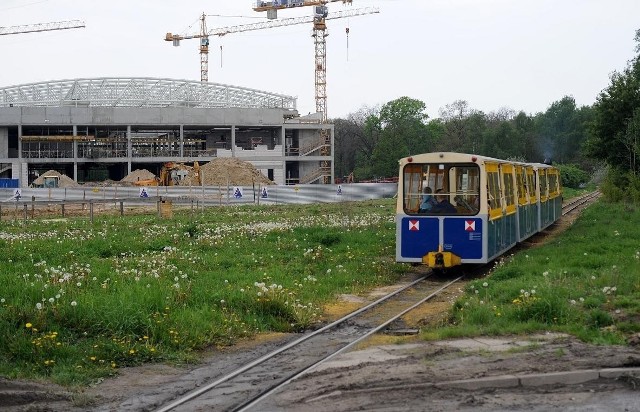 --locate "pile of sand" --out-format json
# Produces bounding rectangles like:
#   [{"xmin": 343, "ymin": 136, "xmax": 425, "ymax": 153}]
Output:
[
  {"xmin": 121, "ymin": 169, "xmax": 157, "ymax": 183},
  {"xmin": 31, "ymin": 170, "xmax": 80, "ymax": 188},
  {"xmin": 185, "ymin": 158, "xmax": 273, "ymax": 186}
]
